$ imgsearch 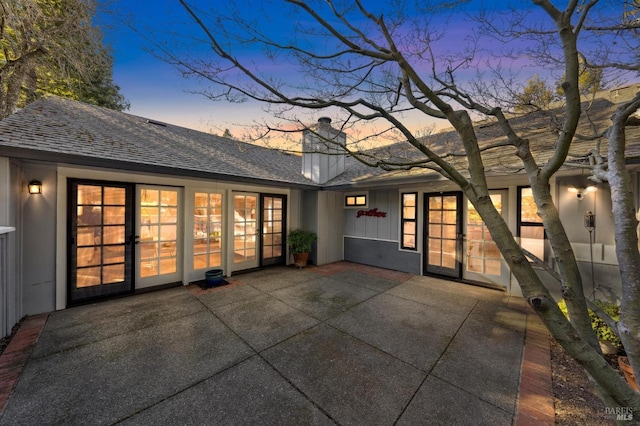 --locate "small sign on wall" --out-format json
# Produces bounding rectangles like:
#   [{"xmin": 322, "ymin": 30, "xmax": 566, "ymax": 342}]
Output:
[{"xmin": 356, "ymin": 208, "xmax": 387, "ymax": 218}]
